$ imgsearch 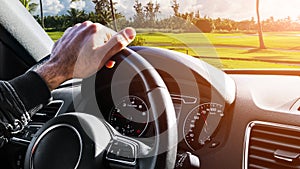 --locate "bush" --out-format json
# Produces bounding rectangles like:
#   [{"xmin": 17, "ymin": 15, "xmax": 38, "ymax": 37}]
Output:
[
  {"xmin": 129, "ymin": 36, "xmax": 145, "ymax": 46},
  {"xmin": 194, "ymin": 19, "xmax": 213, "ymax": 33}
]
